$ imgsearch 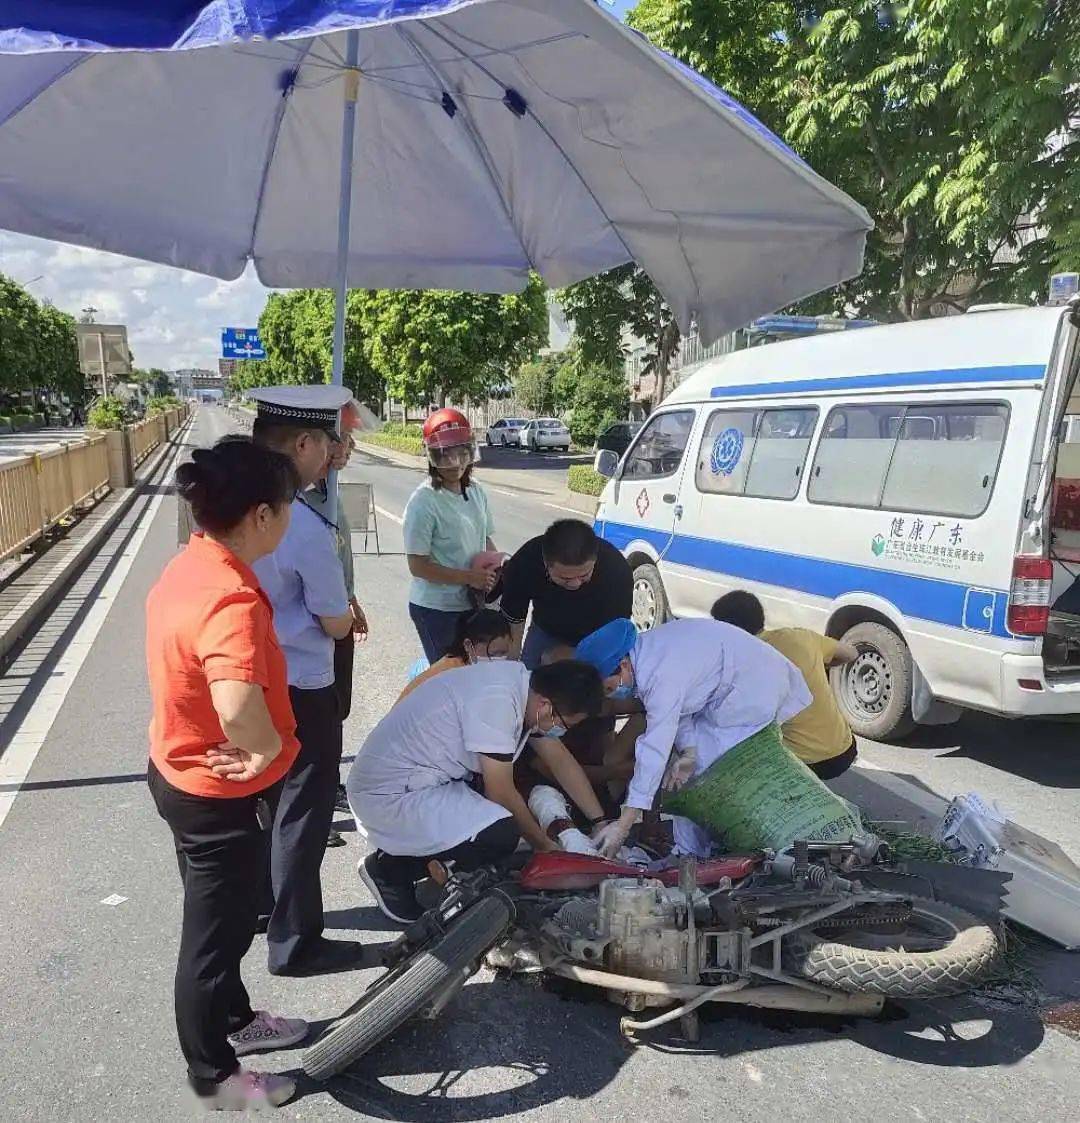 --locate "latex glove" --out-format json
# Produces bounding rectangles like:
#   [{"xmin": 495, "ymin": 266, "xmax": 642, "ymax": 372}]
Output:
[
  {"xmin": 557, "ymin": 827, "xmax": 601, "ymax": 856},
  {"xmin": 662, "ymin": 747, "xmax": 697, "ymax": 792},
  {"xmin": 592, "ymin": 807, "xmax": 641, "ymax": 860}
]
